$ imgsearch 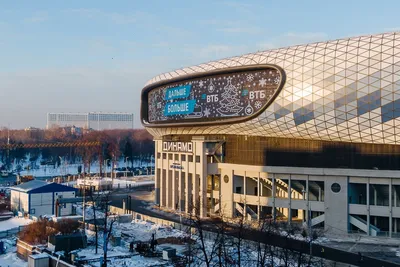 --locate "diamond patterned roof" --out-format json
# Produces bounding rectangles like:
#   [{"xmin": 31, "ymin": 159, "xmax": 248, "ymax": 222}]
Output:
[{"xmin": 143, "ymin": 32, "xmax": 400, "ymax": 144}]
